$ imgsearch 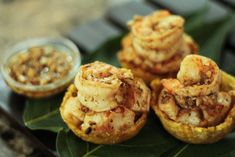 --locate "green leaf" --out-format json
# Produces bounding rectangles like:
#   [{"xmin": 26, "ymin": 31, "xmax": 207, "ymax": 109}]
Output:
[
  {"xmin": 56, "ymin": 129, "xmax": 89, "ymax": 157},
  {"xmin": 185, "ymin": 4, "xmax": 208, "ymax": 33},
  {"xmin": 23, "ymin": 94, "xmax": 67, "ymax": 132},
  {"xmin": 56, "ymin": 112, "xmax": 180, "ymax": 157},
  {"xmin": 163, "ymin": 132, "xmax": 235, "ymax": 157},
  {"xmin": 187, "ymin": 15, "xmax": 232, "ymax": 63},
  {"xmin": 81, "ymin": 35, "xmax": 124, "ymax": 66},
  {"xmin": 184, "ymin": 1, "xmax": 233, "ymax": 63}
]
